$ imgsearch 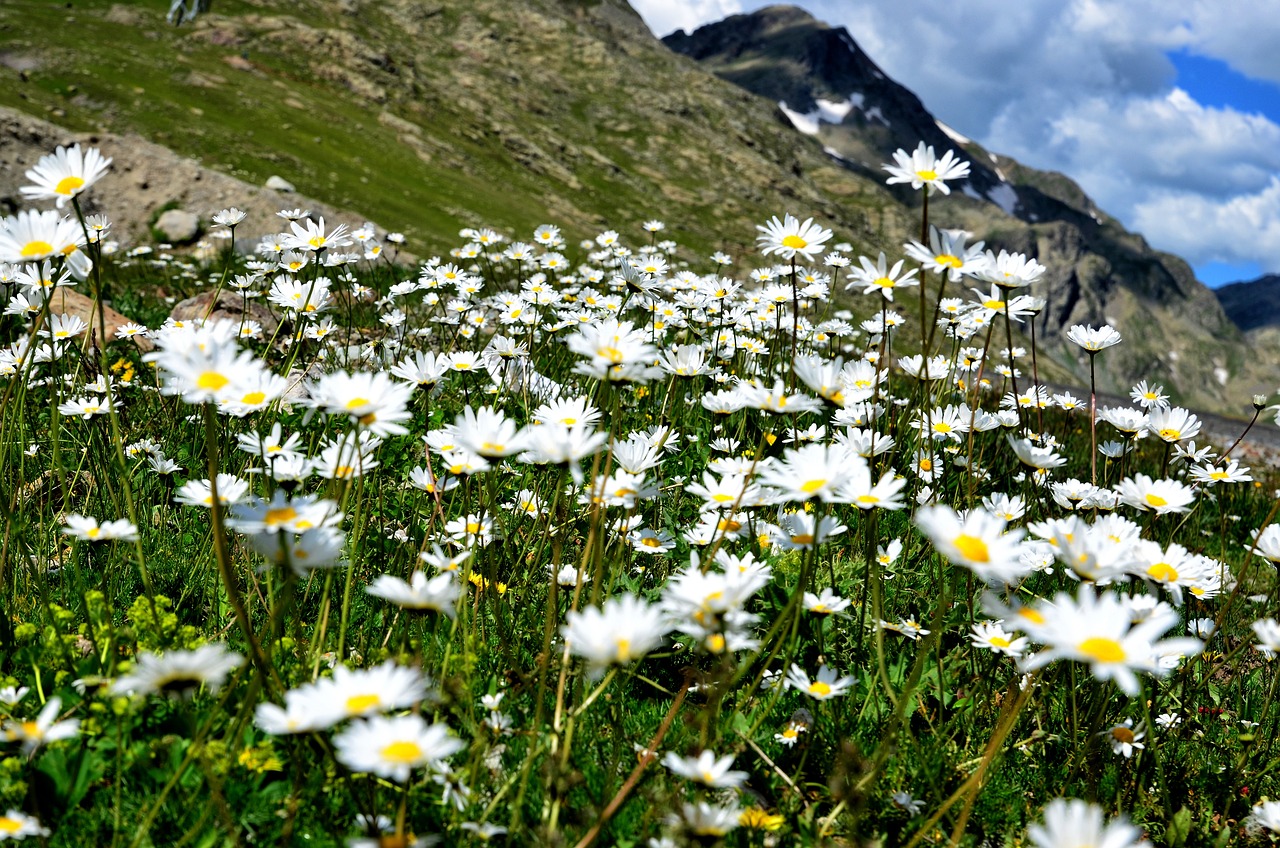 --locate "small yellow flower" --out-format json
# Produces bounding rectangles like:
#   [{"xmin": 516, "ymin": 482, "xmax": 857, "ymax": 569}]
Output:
[{"xmin": 739, "ymin": 807, "xmax": 784, "ymax": 831}]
